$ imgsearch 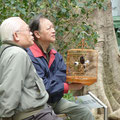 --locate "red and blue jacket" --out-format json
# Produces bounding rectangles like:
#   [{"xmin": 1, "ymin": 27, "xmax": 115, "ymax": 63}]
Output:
[{"xmin": 27, "ymin": 43, "xmax": 68, "ymax": 103}]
